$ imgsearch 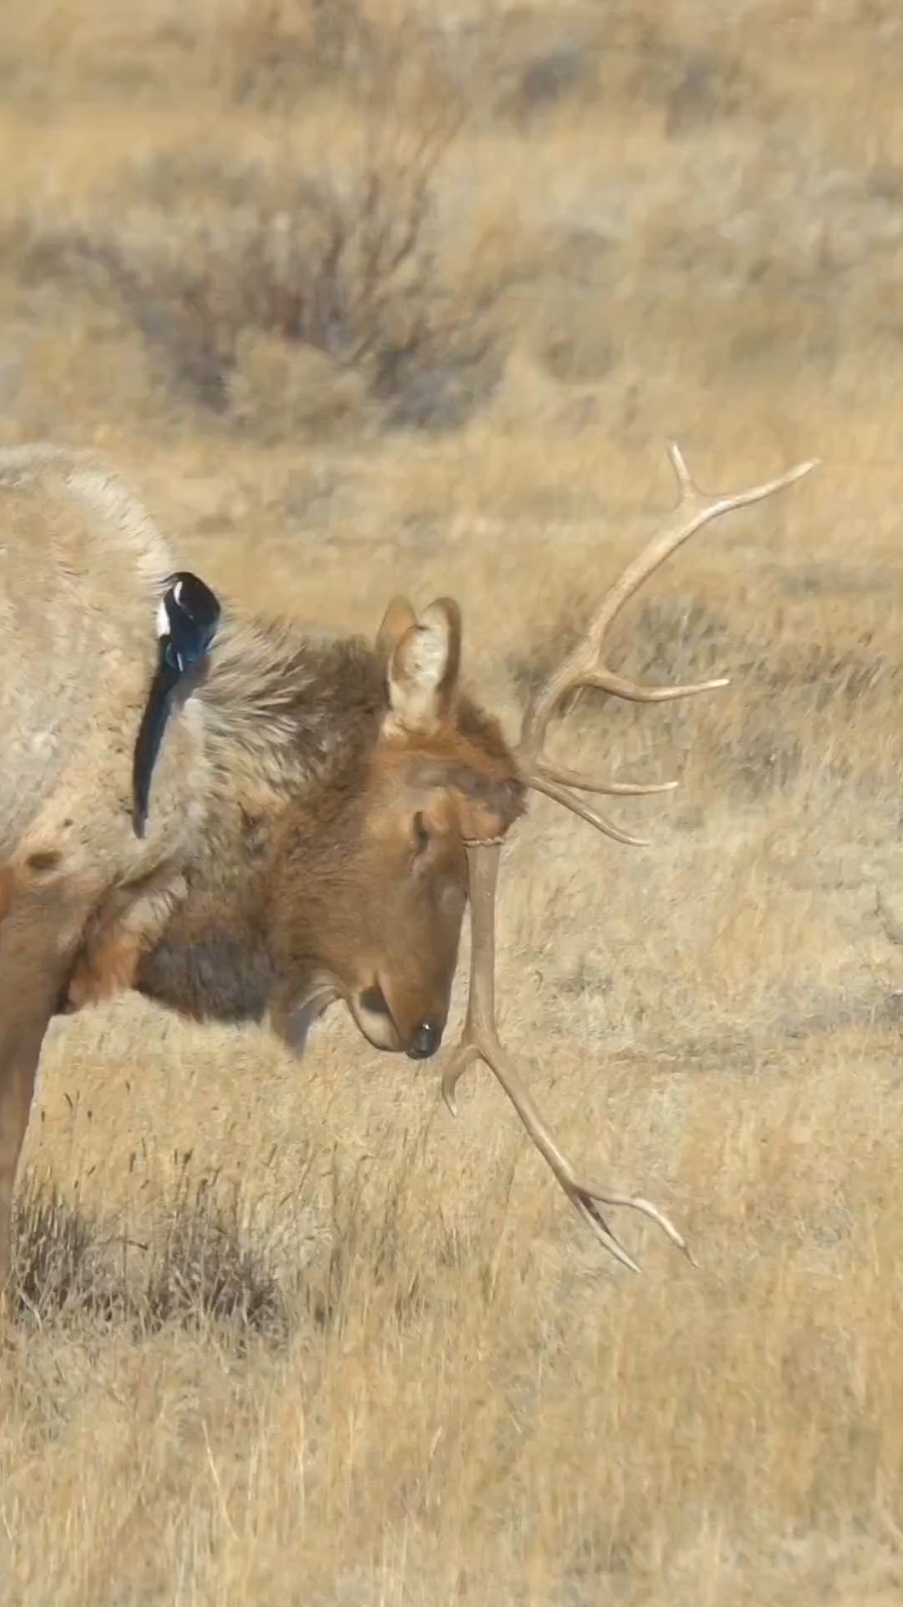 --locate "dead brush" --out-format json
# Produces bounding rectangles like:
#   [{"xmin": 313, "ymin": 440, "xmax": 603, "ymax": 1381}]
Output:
[
  {"xmin": 146, "ymin": 1161, "xmax": 289, "ymax": 1337},
  {"xmin": 222, "ymin": 0, "xmax": 382, "ymax": 106},
  {"xmin": 12, "ymin": 1164, "xmax": 289, "ymax": 1340},
  {"xmin": 48, "ymin": 138, "xmax": 499, "ymax": 429},
  {"xmin": 18, "ymin": 14, "xmax": 501, "ymax": 431}
]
